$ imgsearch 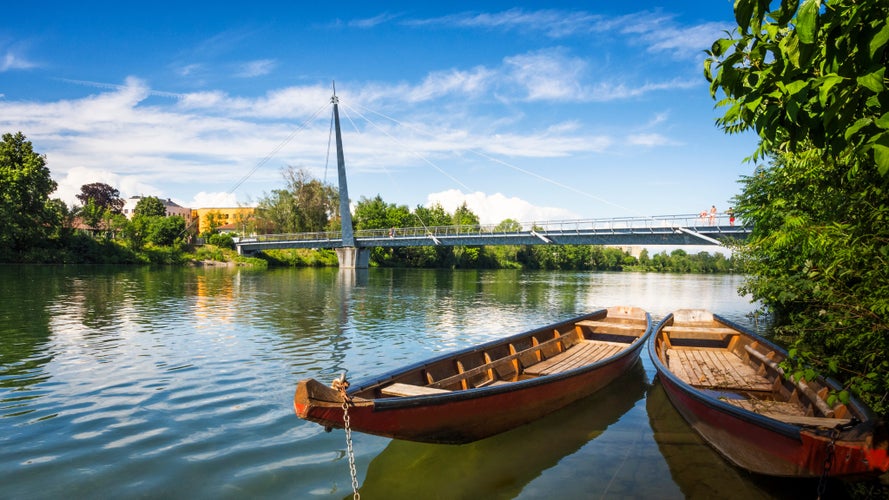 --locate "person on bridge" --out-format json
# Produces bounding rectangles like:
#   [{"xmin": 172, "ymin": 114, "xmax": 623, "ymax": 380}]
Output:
[
  {"xmin": 726, "ymin": 207, "xmax": 735, "ymax": 226},
  {"xmin": 709, "ymin": 205, "xmax": 717, "ymax": 225}
]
